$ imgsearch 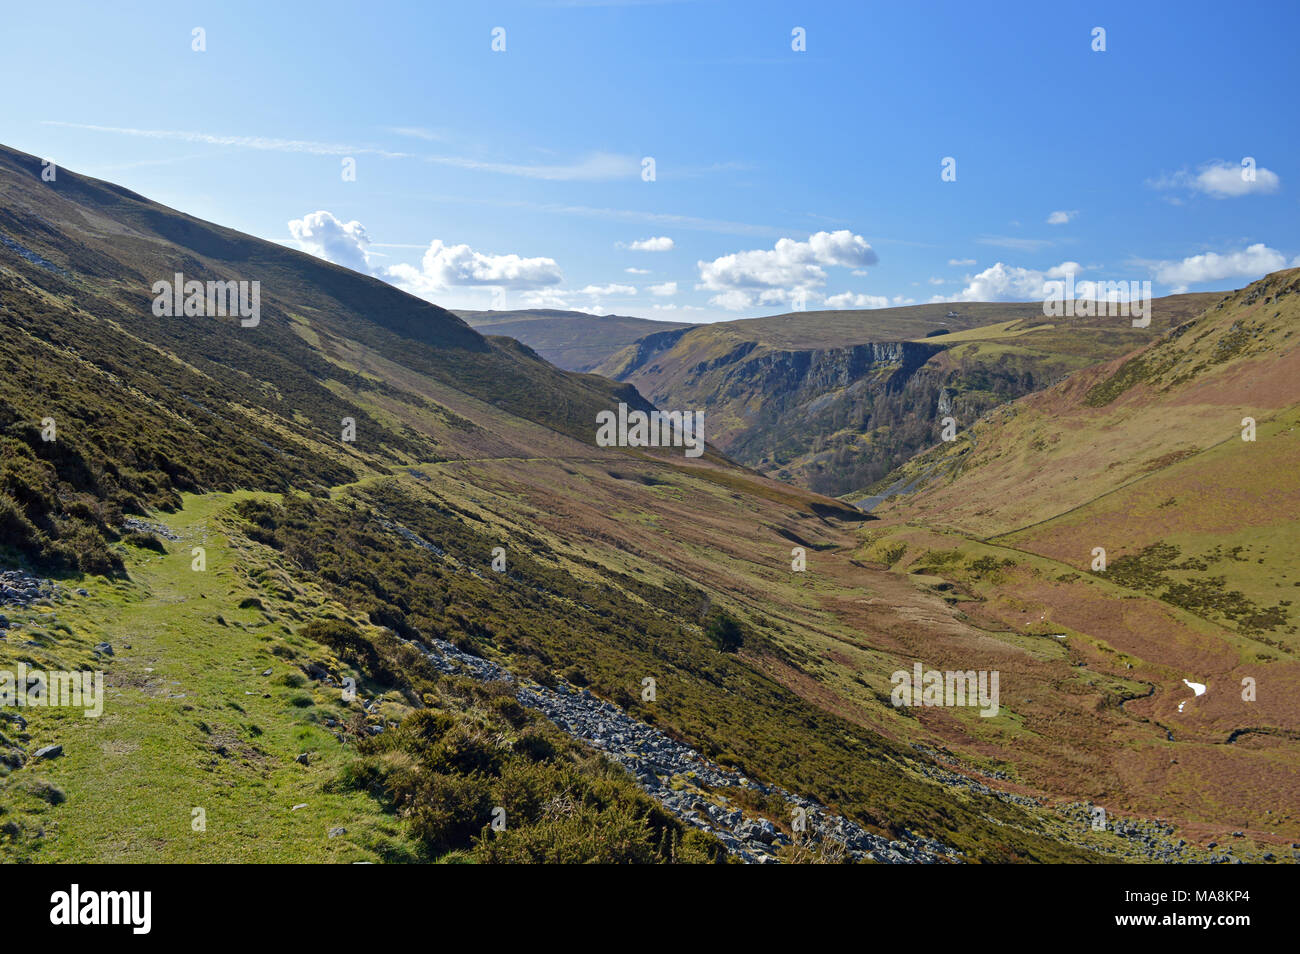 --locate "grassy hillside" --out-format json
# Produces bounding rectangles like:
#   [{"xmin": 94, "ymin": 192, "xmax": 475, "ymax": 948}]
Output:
[
  {"xmin": 0, "ymin": 142, "xmax": 1129, "ymax": 863},
  {"xmin": 456, "ymin": 308, "xmax": 692, "ymax": 372},
  {"xmin": 0, "ymin": 142, "xmax": 660, "ymax": 576},
  {"xmin": 596, "ymin": 294, "xmax": 1216, "ymax": 495},
  {"xmin": 823, "ymin": 270, "xmax": 1300, "ymax": 850}
]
